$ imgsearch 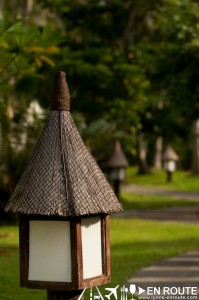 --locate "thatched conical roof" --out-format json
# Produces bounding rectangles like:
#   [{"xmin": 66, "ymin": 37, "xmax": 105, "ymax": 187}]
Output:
[
  {"xmin": 5, "ymin": 72, "xmax": 122, "ymax": 217},
  {"xmin": 163, "ymin": 144, "xmax": 179, "ymax": 161},
  {"xmin": 107, "ymin": 140, "xmax": 128, "ymax": 168}
]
